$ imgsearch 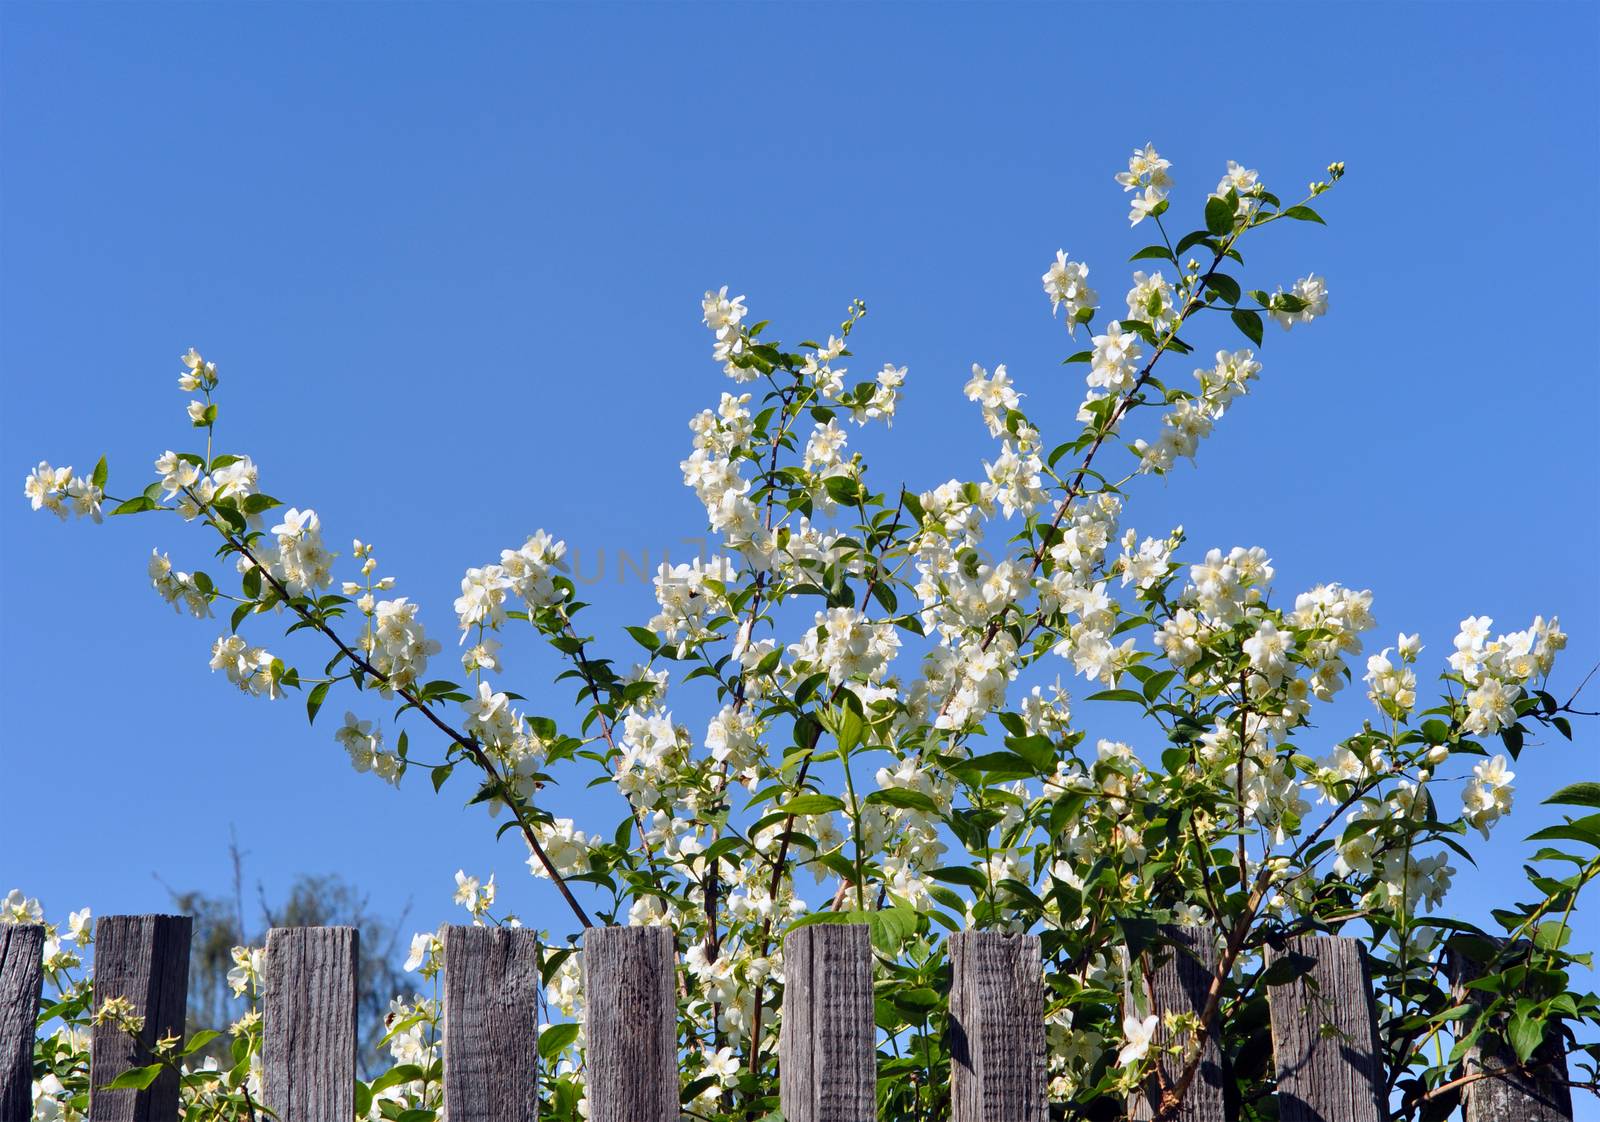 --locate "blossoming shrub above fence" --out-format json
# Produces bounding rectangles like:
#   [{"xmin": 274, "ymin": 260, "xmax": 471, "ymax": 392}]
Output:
[
  {"xmin": 0, "ymin": 915, "xmax": 1577, "ymax": 1121},
  {"xmin": 18, "ymin": 144, "xmax": 1600, "ymax": 1120}
]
